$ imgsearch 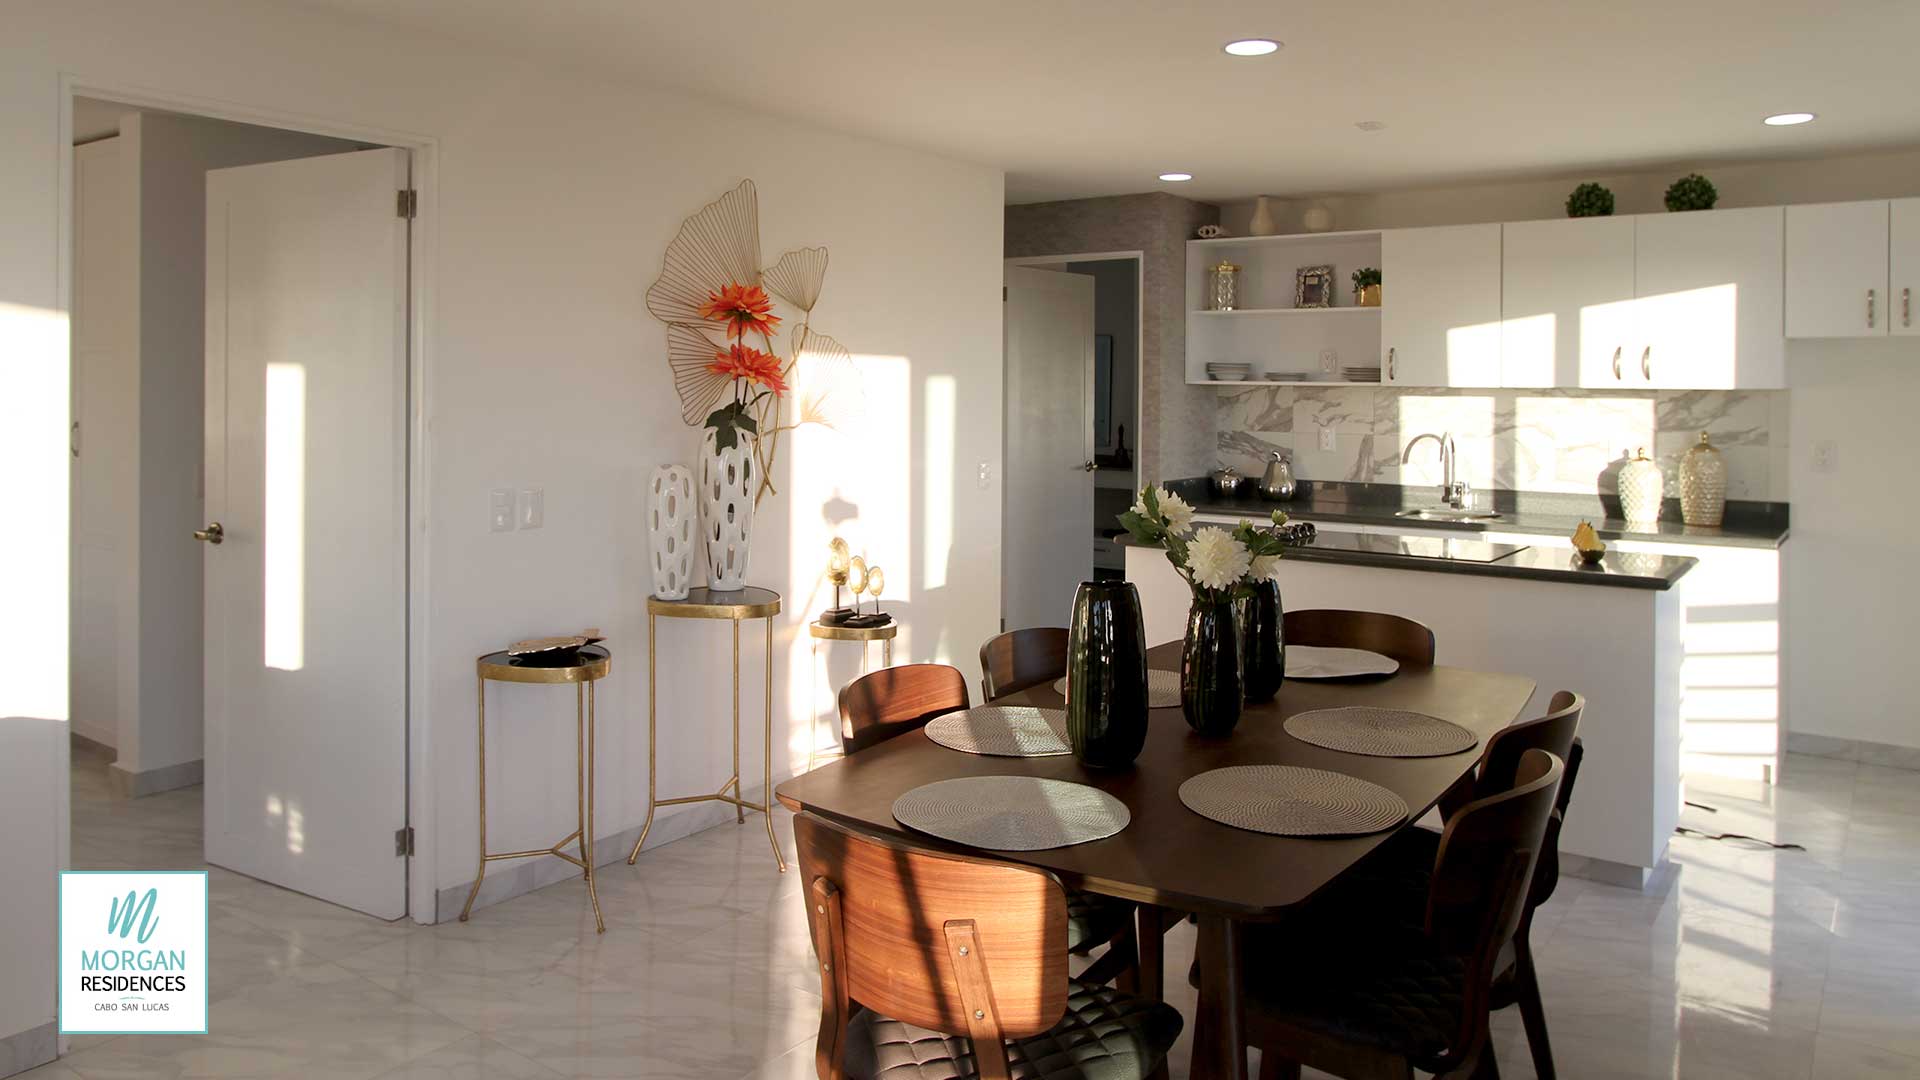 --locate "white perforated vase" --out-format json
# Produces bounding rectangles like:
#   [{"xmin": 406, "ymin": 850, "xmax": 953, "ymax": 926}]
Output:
[
  {"xmin": 700, "ymin": 431, "xmax": 755, "ymax": 592},
  {"xmin": 647, "ymin": 465, "xmax": 695, "ymax": 600}
]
